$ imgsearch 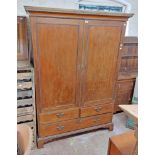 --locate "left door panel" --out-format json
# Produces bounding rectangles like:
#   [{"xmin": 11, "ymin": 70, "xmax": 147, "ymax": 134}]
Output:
[{"xmin": 30, "ymin": 17, "xmax": 83, "ymax": 112}]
